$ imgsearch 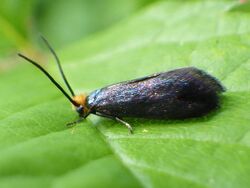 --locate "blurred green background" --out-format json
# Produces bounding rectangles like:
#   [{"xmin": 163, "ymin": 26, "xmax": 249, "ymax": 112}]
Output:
[{"xmin": 0, "ymin": 0, "xmax": 156, "ymax": 57}]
